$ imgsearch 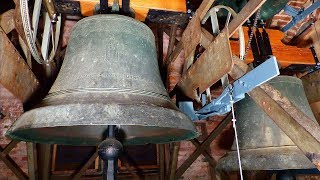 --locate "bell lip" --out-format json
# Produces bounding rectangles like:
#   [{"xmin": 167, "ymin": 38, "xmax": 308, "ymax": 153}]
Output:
[
  {"xmin": 216, "ymin": 146, "xmax": 316, "ymax": 171},
  {"xmin": 6, "ymin": 103, "xmax": 199, "ymax": 146}
]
